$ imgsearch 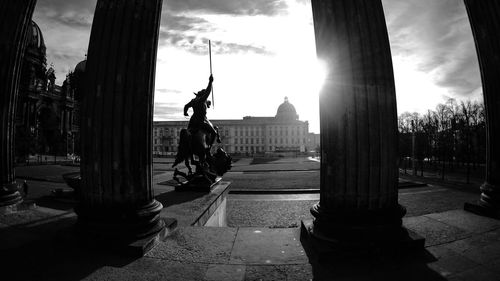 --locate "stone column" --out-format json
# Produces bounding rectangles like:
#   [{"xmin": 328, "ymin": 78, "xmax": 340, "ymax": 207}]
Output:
[
  {"xmin": 75, "ymin": 0, "xmax": 165, "ymax": 244},
  {"xmin": 304, "ymin": 0, "xmax": 420, "ymax": 247},
  {"xmin": 463, "ymin": 0, "xmax": 500, "ymax": 219},
  {"xmin": 0, "ymin": 0, "xmax": 37, "ymax": 207}
]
